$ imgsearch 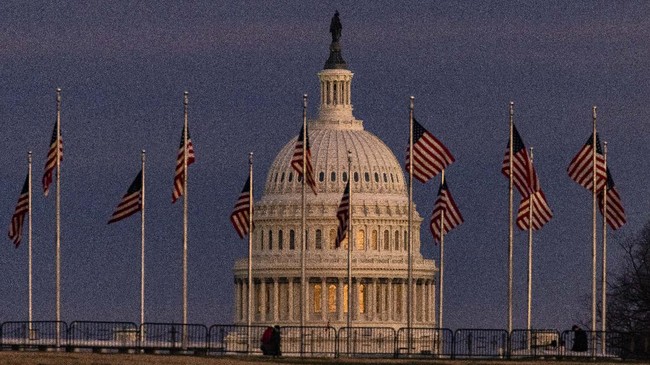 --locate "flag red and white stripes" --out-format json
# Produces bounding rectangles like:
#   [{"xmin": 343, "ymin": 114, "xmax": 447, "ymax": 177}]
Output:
[
  {"xmin": 568, "ymin": 132, "xmax": 607, "ymax": 192},
  {"xmin": 502, "ymin": 125, "xmax": 537, "ymax": 197},
  {"xmin": 516, "ymin": 190, "xmax": 553, "ymax": 231},
  {"xmin": 43, "ymin": 122, "xmax": 63, "ymax": 196},
  {"xmin": 108, "ymin": 170, "xmax": 143, "ymax": 224},
  {"xmin": 430, "ymin": 180, "xmax": 463, "ymax": 243},
  {"xmin": 406, "ymin": 118, "xmax": 455, "ymax": 183},
  {"xmin": 172, "ymin": 126, "xmax": 196, "ymax": 203},
  {"xmin": 291, "ymin": 124, "xmax": 317, "ymax": 195},
  {"xmin": 230, "ymin": 177, "xmax": 252, "ymax": 239},
  {"xmin": 8, "ymin": 175, "xmax": 29, "ymax": 247},
  {"xmin": 598, "ymin": 169, "xmax": 626, "ymax": 230},
  {"xmin": 335, "ymin": 181, "xmax": 350, "ymax": 248}
]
